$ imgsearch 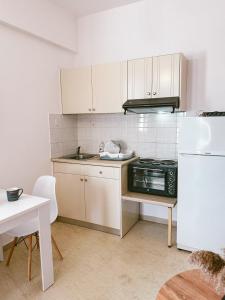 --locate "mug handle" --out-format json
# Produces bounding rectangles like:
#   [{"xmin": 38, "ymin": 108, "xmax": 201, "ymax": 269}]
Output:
[{"xmin": 18, "ymin": 188, "xmax": 23, "ymax": 198}]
